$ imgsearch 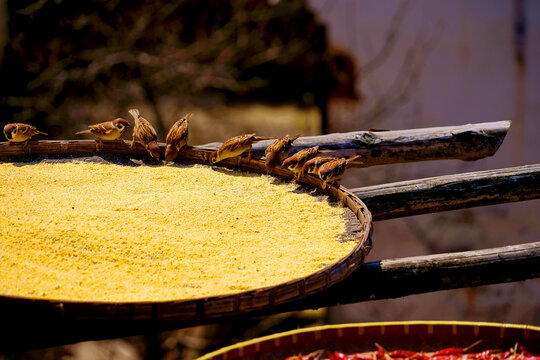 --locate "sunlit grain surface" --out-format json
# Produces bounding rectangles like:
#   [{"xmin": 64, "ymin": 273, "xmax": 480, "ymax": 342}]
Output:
[{"xmin": 0, "ymin": 161, "xmax": 355, "ymax": 302}]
